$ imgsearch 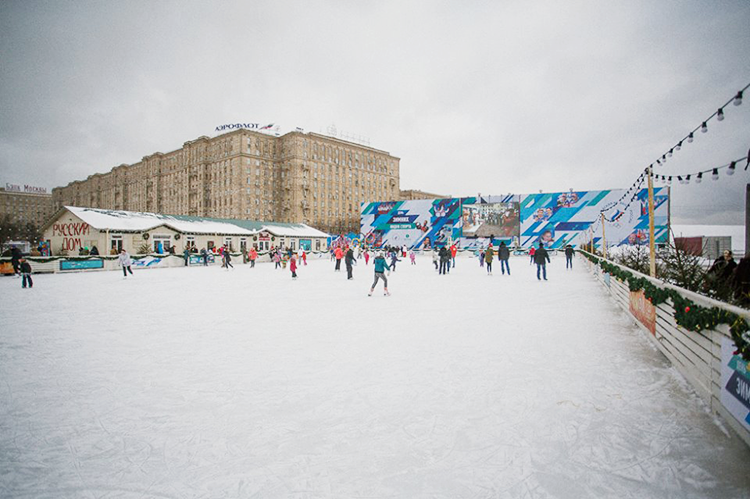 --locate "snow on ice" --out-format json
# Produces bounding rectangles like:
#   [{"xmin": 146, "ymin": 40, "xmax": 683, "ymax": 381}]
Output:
[{"xmin": 1, "ymin": 253, "xmax": 749, "ymax": 498}]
